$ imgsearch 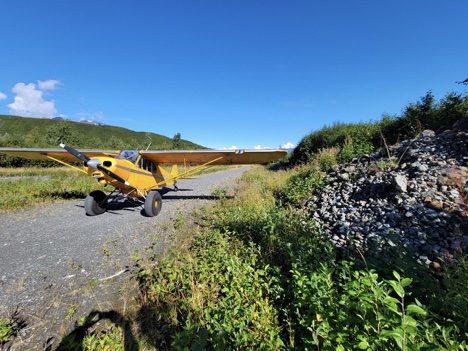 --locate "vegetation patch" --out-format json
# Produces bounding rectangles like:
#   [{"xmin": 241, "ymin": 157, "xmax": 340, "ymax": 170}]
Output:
[
  {"xmin": 289, "ymin": 91, "xmax": 468, "ymax": 166},
  {"xmin": 132, "ymin": 166, "xmax": 467, "ymax": 350},
  {"xmin": 0, "ymin": 167, "xmax": 102, "ymax": 211}
]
